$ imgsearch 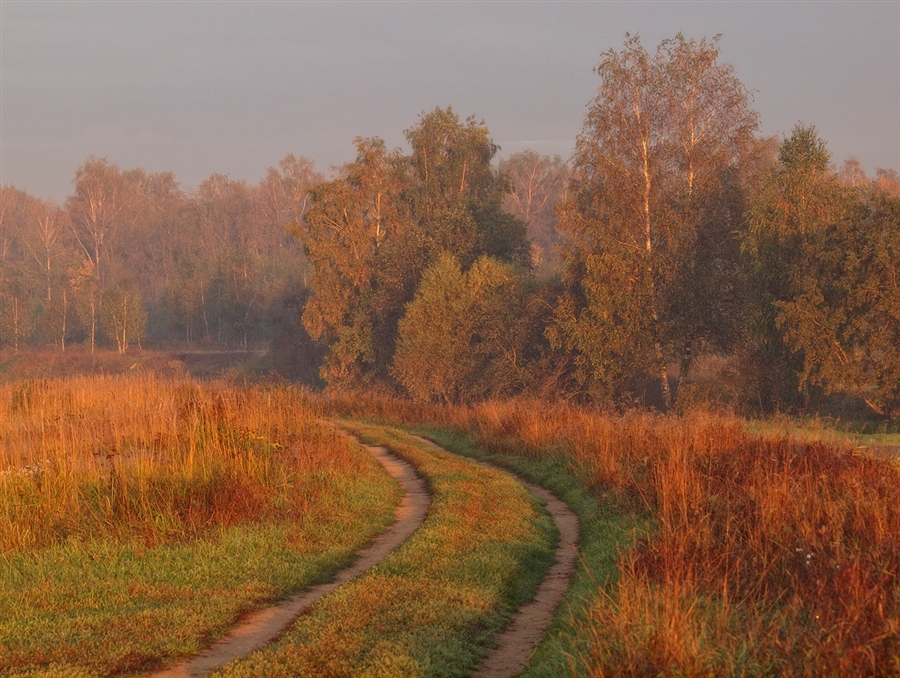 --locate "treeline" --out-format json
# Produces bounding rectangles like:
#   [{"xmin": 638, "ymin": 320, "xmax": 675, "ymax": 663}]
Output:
[
  {"xmin": 297, "ymin": 35, "xmax": 899, "ymax": 419},
  {"xmin": 0, "ymin": 155, "xmax": 322, "ymax": 353},
  {"xmin": 1, "ymin": 34, "xmax": 898, "ymax": 419}
]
